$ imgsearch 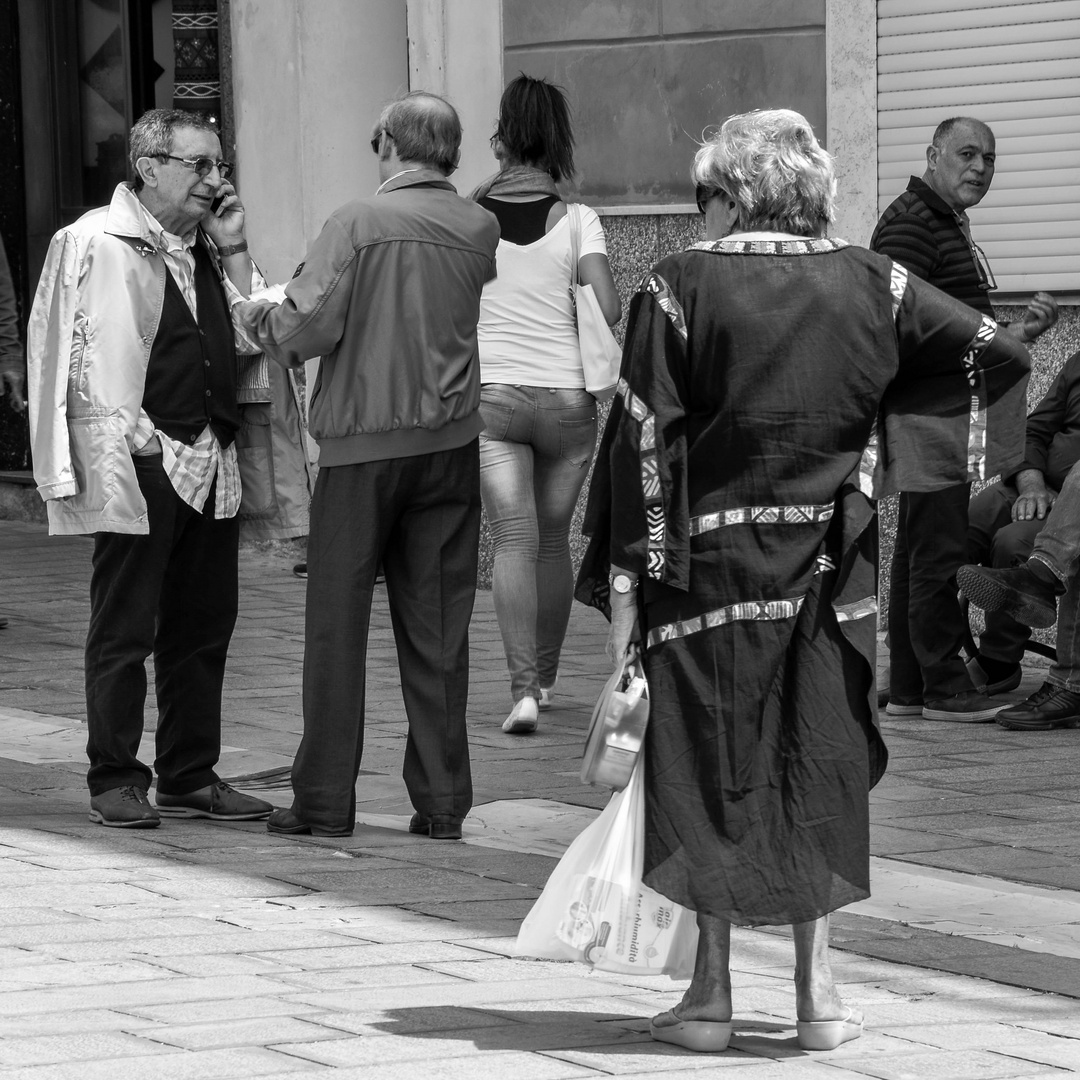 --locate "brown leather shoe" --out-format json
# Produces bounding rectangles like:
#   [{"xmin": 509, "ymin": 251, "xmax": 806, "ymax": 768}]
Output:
[
  {"xmin": 156, "ymin": 781, "xmax": 272, "ymax": 820},
  {"xmin": 266, "ymin": 807, "xmax": 353, "ymax": 836},
  {"xmin": 89, "ymin": 786, "xmax": 160, "ymax": 828},
  {"xmin": 409, "ymin": 812, "xmax": 463, "ymax": 840}
]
